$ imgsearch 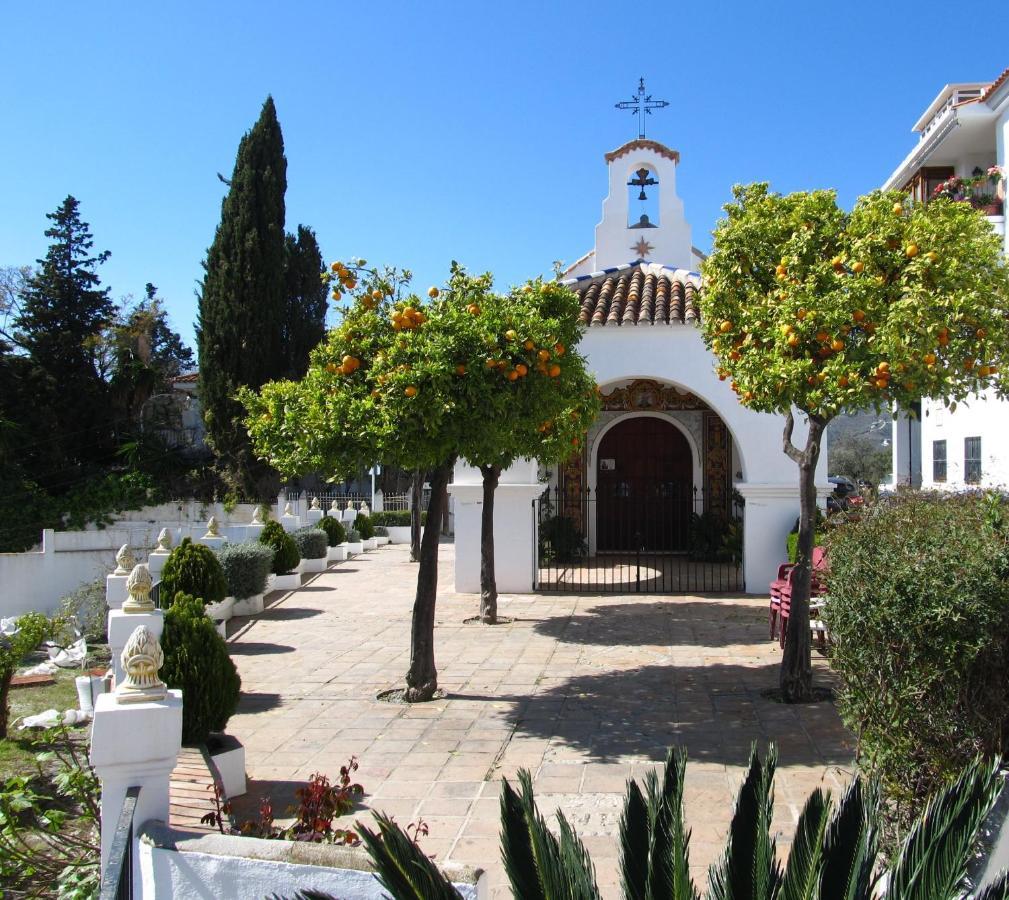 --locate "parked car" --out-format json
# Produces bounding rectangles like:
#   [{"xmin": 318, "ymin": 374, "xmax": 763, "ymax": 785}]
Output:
[{"xmin": 827, "ymin": 475, "xmax": 863, "ymax": 513}]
